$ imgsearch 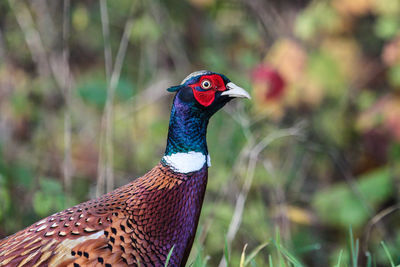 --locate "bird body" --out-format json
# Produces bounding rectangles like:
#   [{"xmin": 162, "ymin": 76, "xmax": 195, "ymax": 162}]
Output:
[
  {"xmin": 0, "ymin": 71, "xmax": 250, "ymax": 266},
  {"xmin": 0, "ymin": 163, "xmax": 208, "ymax": 266}
]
